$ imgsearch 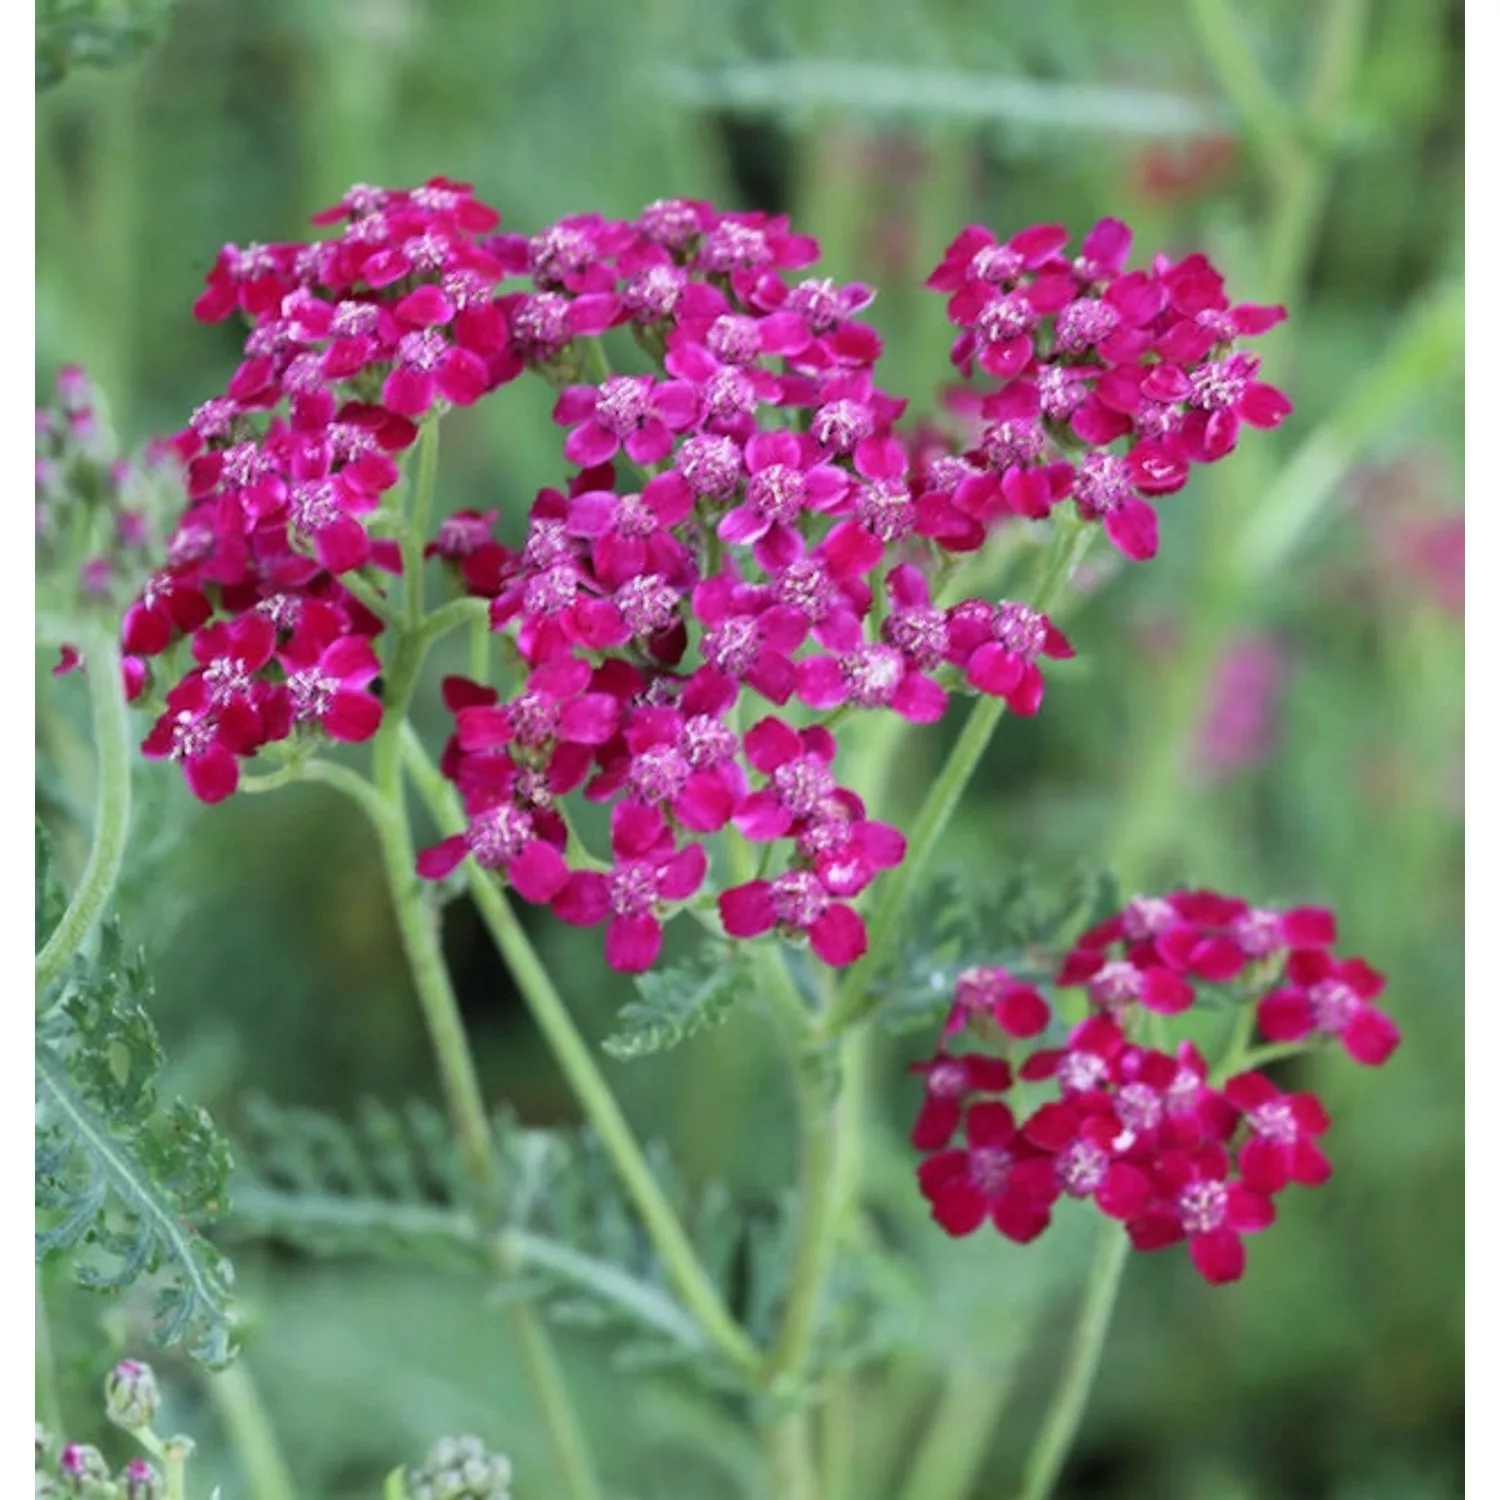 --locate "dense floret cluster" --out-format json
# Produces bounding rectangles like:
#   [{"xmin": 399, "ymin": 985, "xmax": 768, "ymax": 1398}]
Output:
[{"xmin": 910, "ymin": 889, "xmax": 1399, "ymax": 1281}]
